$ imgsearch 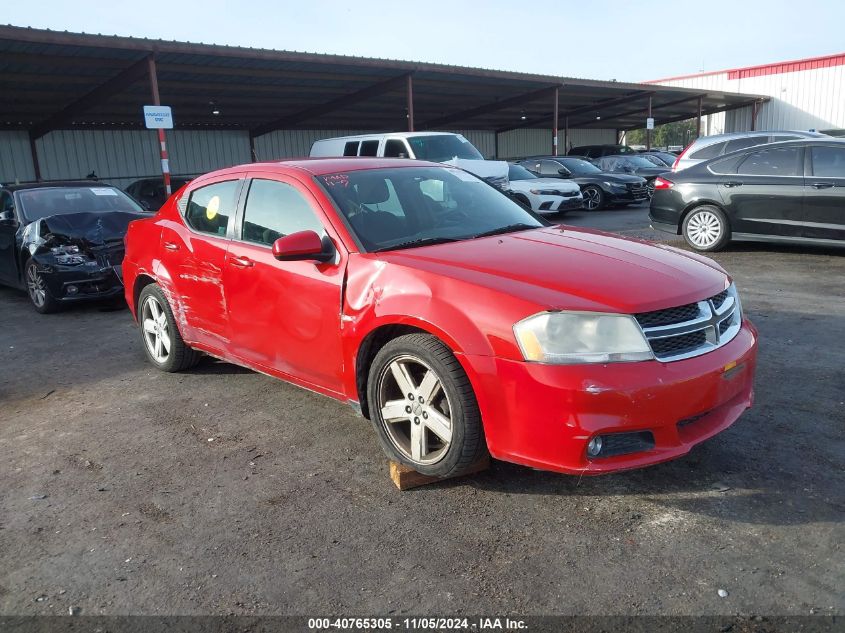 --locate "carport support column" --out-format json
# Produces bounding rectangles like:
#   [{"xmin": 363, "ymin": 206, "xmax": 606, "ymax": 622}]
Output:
[
  {"xmin": 28, "ymin": 131, "xmax": 41, "ymax": 181},
  {"xmin": 564, "ymin": 116, "xmax": 569, "ymax": 155},
  {"xmin": 696, "ymin": 96, "xmax": 703, "ymax": 138},
  {"xmin": 147, "ymin": 55, "xmax": 171, "ymax": 196},
  {"xmin": 646, "ymin": 96, "xmax": 652, "ymax": 151},
  {"xmin": 552, "ymin": 87, "xmax": 559, "ymax": 156},
  {"xmin": 751, "ymin": 100, "xmax": 759, "ymax": 131},
  {"xmin": 407, "ymin": 75, "xmax": 415, "ymax": 132}
]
